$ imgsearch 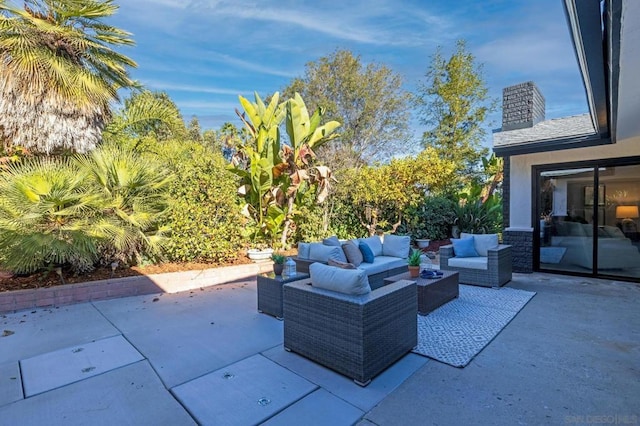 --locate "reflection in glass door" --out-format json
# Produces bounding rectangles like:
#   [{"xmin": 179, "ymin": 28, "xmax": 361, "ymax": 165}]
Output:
[
  {"xmin": 538, "ymin": 168, "xmax": 595, "ymax": 274},
  {"xmin": 596, "ymin": 165, "xmax": 640, "ymax": 278}
]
